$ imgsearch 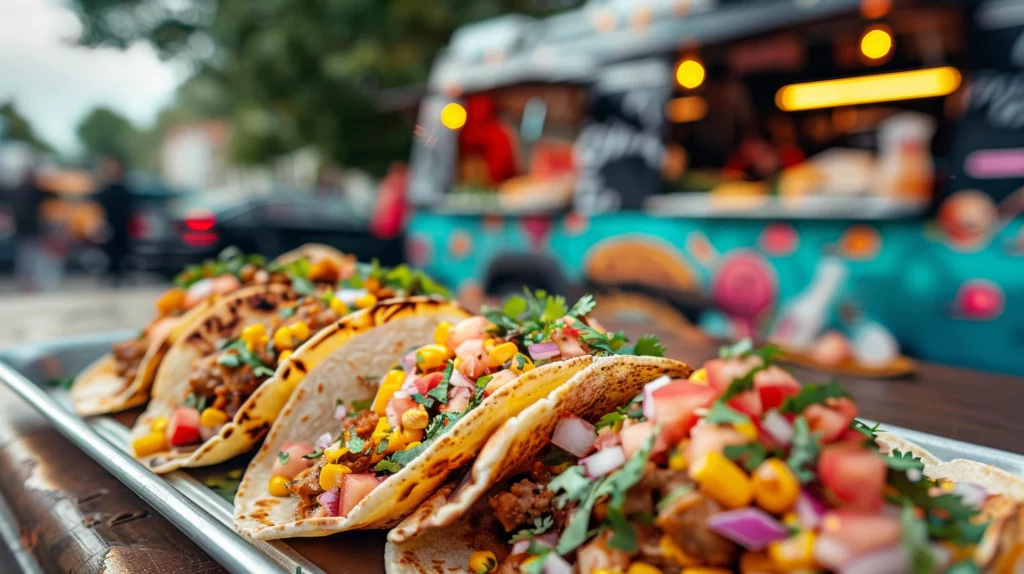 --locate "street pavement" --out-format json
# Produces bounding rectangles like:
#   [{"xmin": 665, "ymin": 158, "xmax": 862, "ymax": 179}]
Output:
[{"xmin": 0, "ymin": 275, "xmax": 165, "ymax": 348}]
